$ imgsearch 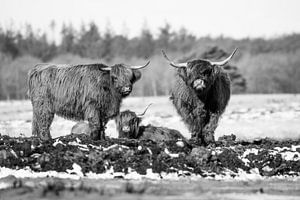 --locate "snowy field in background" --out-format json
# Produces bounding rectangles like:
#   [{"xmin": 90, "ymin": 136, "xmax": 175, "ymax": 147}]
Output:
[{"xmin": 0, "ymin": 94, "xmax": 300, "ymax": 140}]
